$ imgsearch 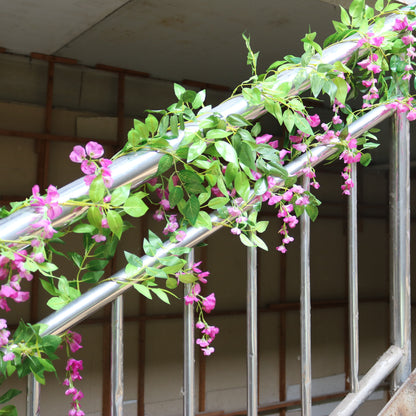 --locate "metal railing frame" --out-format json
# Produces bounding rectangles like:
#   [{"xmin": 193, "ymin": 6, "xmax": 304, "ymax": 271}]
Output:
[{"xmin": 0, "ymin": 3, "xmax": 413, "ymax": 415}]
